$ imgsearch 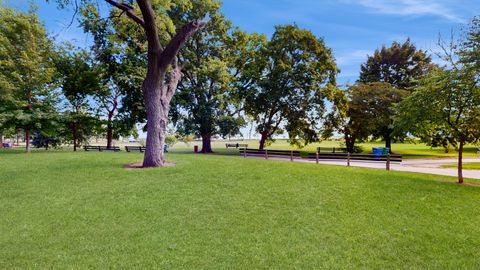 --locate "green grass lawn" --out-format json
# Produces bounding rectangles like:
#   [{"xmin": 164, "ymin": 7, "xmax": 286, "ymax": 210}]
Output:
[
  {"xmin": 1, "ymin": 150, "xmax": 480, "ymax": 268},
  {"xmin": 441, "ymin": 162, "xmax": 480, "ymax": 170}
]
